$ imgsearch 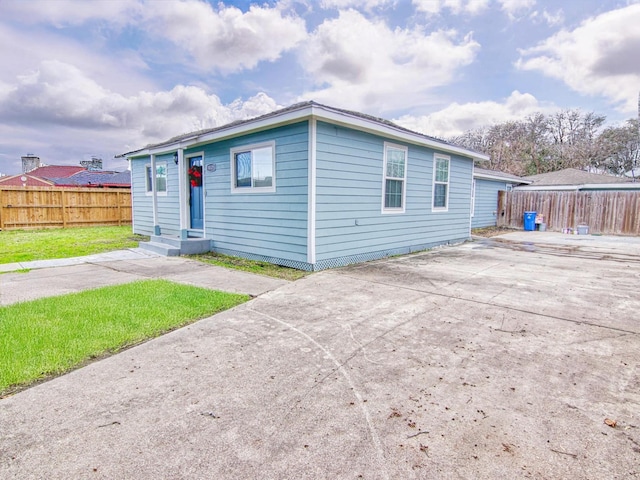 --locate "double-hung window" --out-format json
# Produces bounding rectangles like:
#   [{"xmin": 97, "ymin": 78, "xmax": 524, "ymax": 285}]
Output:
[
  {"xmin": 145, "ymin": 162, "xmax": 167, "ymax": 194},
  {"xmin": 432, "ymin": 154, "xmax": 450, "ymax": 211},
  {"xmin": 382, "ymin": 142, "xmax": 408, "ymax": 213},
  {"xmin": 231, "ymin": 141, "xmax": 275, "ymax": 193}
]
